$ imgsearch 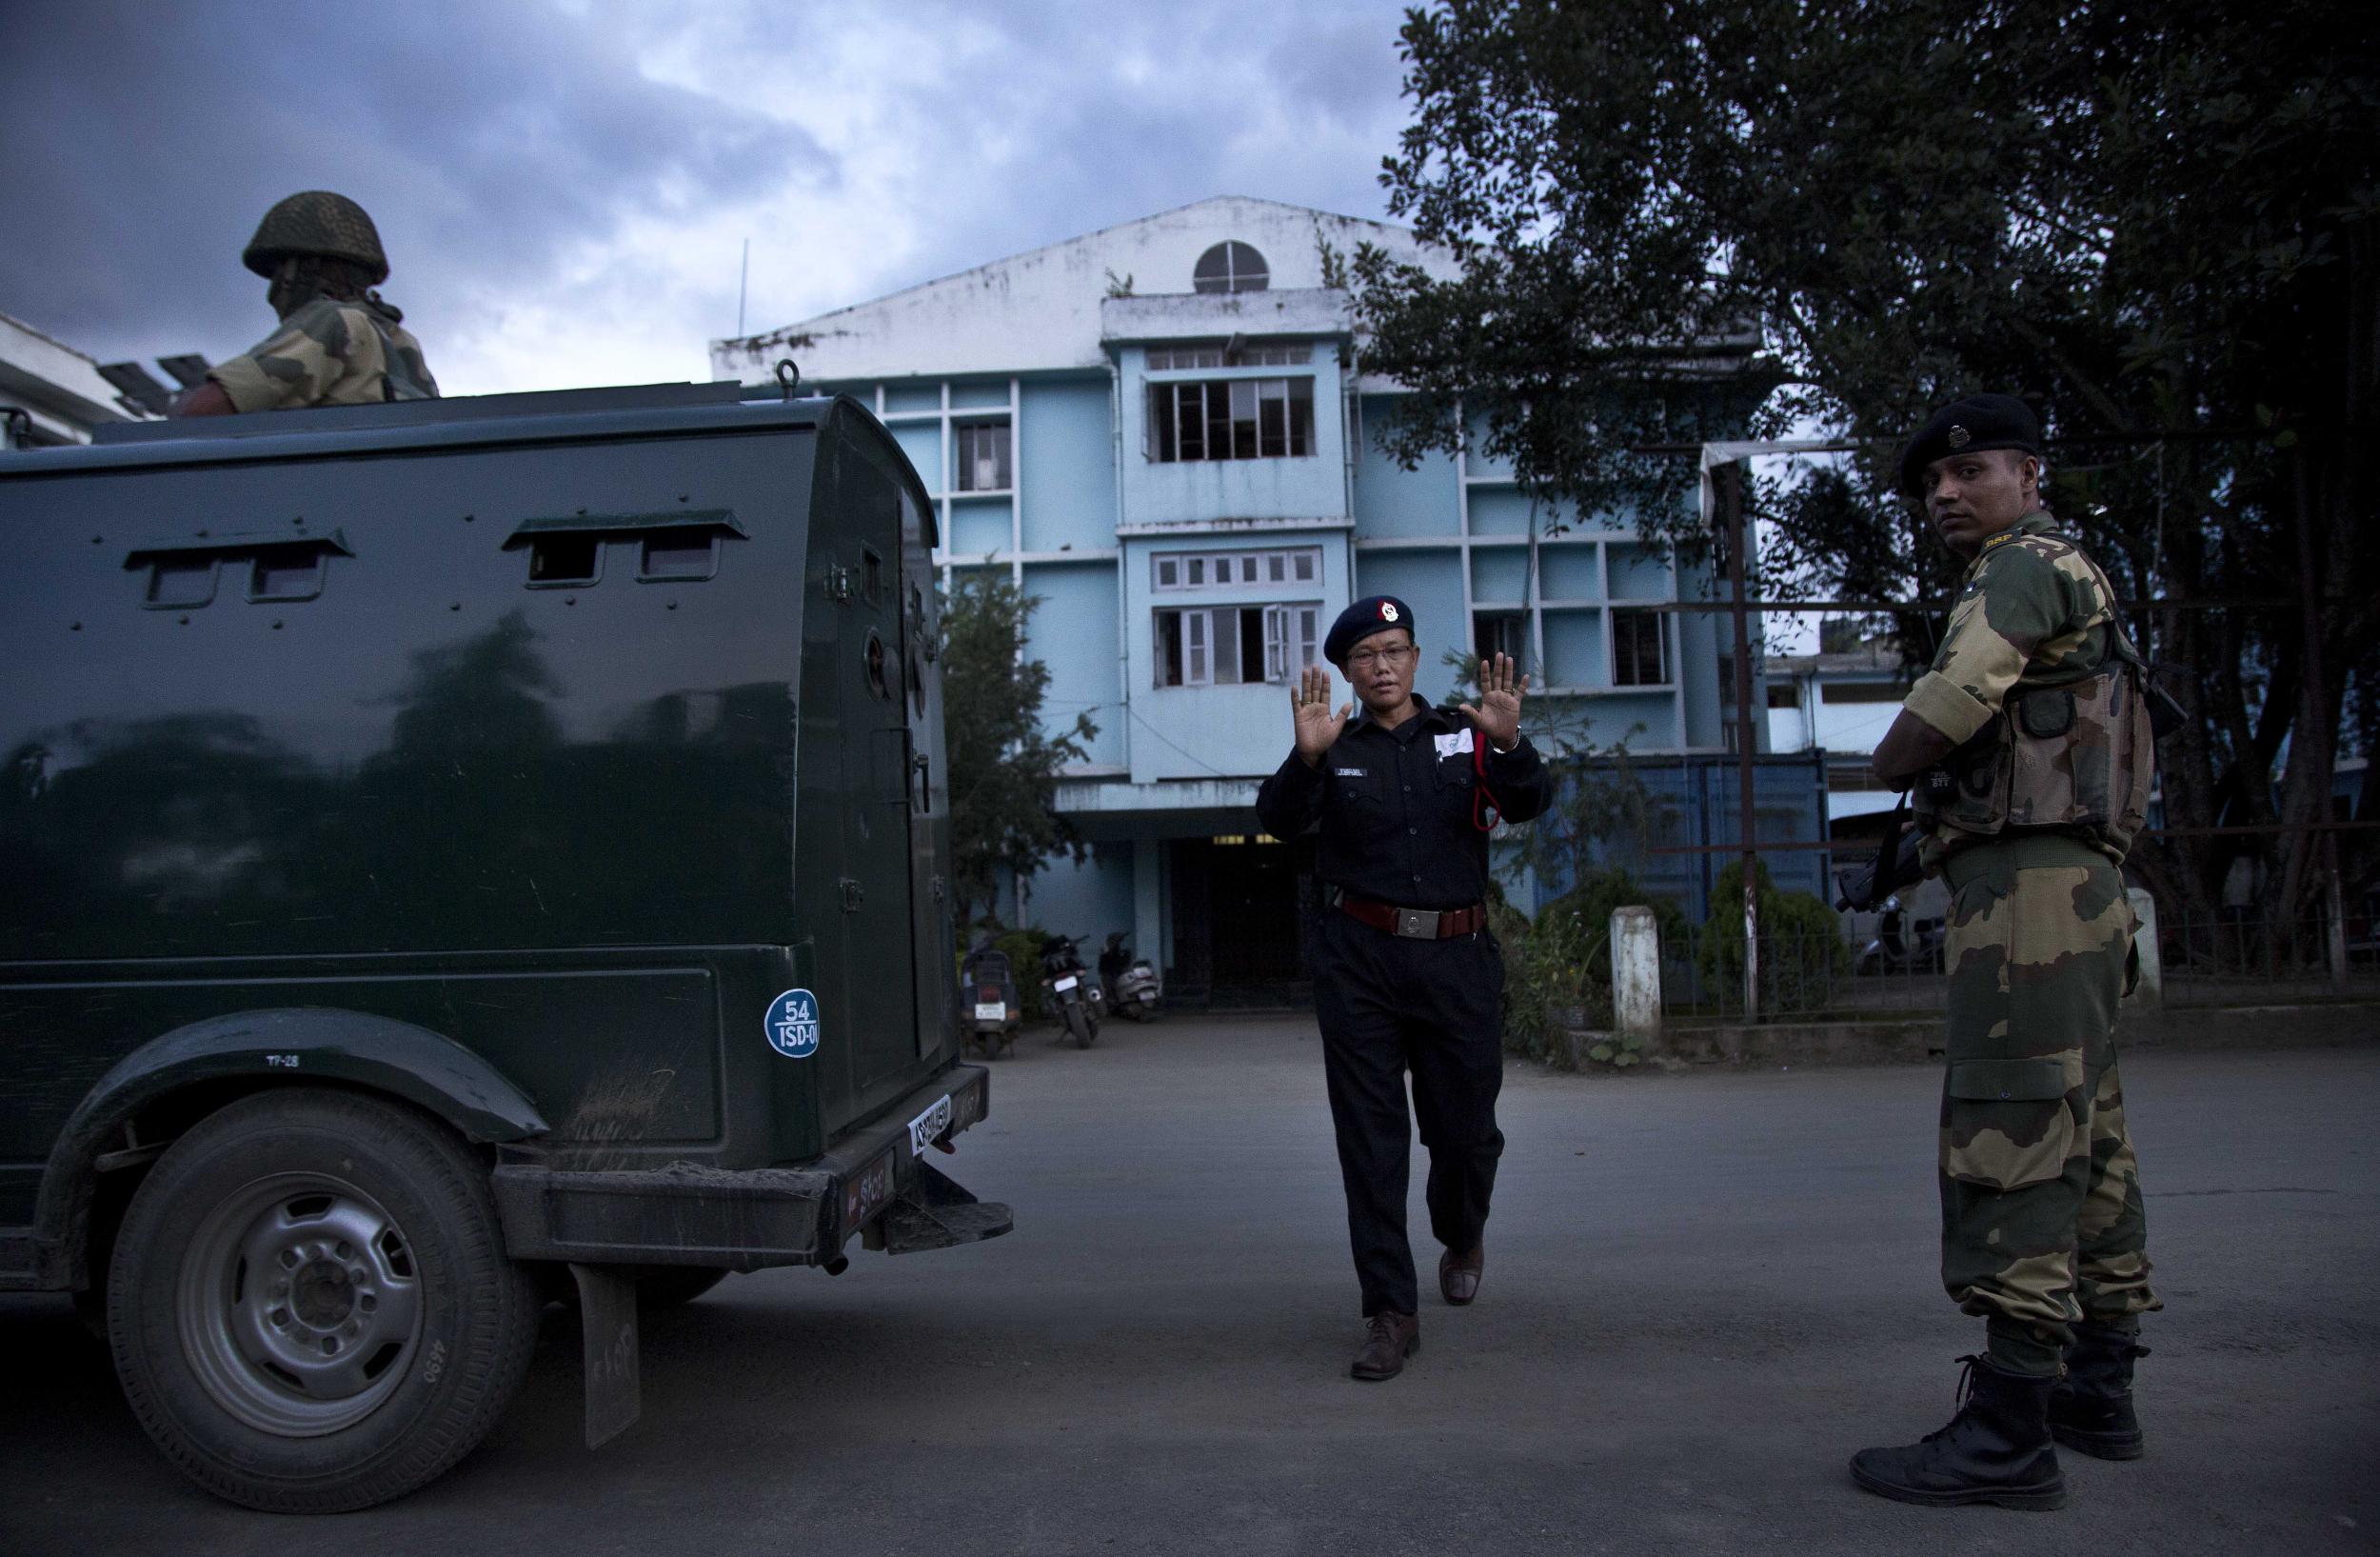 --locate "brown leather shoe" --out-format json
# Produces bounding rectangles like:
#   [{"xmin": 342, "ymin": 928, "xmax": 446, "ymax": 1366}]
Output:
[
  {"xmin": 1350, "ymin": 1312, "xmax": 1419, "ymax": 1381},
  {"xmin": 1439, "ymin": 1242, "xmax": 1484, "ymax": 1306}
]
